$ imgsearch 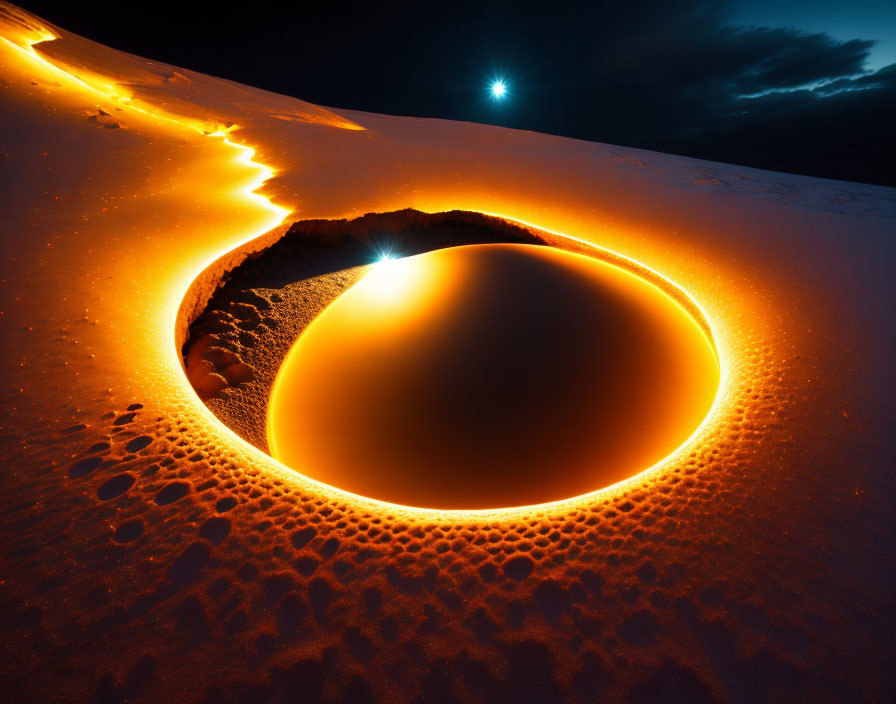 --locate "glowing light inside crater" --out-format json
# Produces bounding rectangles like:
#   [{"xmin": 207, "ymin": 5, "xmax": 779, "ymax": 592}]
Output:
[
  {"xmin": 268, "ymin": 243, "xmax": 720, "ymax": 511},
  {"xmin": 362, "ymin": 253, "xmax": 426, "ymax": 302}
]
